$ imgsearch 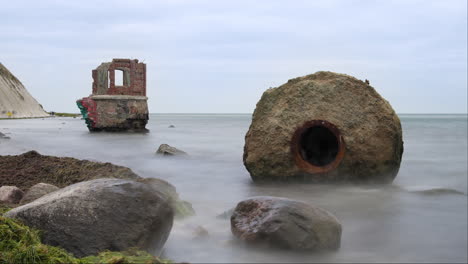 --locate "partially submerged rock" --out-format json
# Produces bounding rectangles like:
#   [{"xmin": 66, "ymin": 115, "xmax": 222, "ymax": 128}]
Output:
[
  {"xmin": 5, "ymin": 178, "xmax": 174, "ymax": 258},
  {"xmin": 20, "ymin": 183, "xmax": 59, "ymax": 204},
  {"xmin": 156, "ymin": 144, "xmax": 188, "ymax": 156},
  {"xmin": 0, "ymin": 186, "xmax": 23, "ymax": 204},
  {"xmin": 231, "ymin": 196, "xmax": 342, "ymax": 251},
  {"xmin": 138, "ymin": 178, "xmax": 195, "ymax": 219},
  {"xmin": 0, "ymin": 132, "xmax": 10, "ymax": 139},
  {"xmin": 244, "ymin": 71, "xmax": 403, "ymax": 183}
]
